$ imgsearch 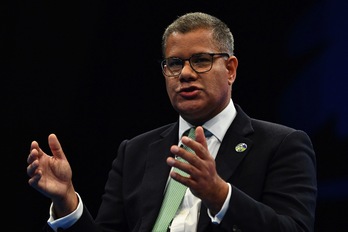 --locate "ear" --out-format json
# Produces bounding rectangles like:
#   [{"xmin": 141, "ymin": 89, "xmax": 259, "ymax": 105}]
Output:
[{"xmin": 226, "ymin": 56, "xmax": 238, "ymax": 85}]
